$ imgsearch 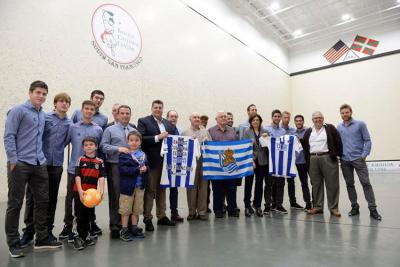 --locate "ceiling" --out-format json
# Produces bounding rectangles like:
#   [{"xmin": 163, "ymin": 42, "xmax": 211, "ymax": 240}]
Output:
[{"xmin": 227, "ymin": 0, "xmax": 400, "ymax": 48}]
